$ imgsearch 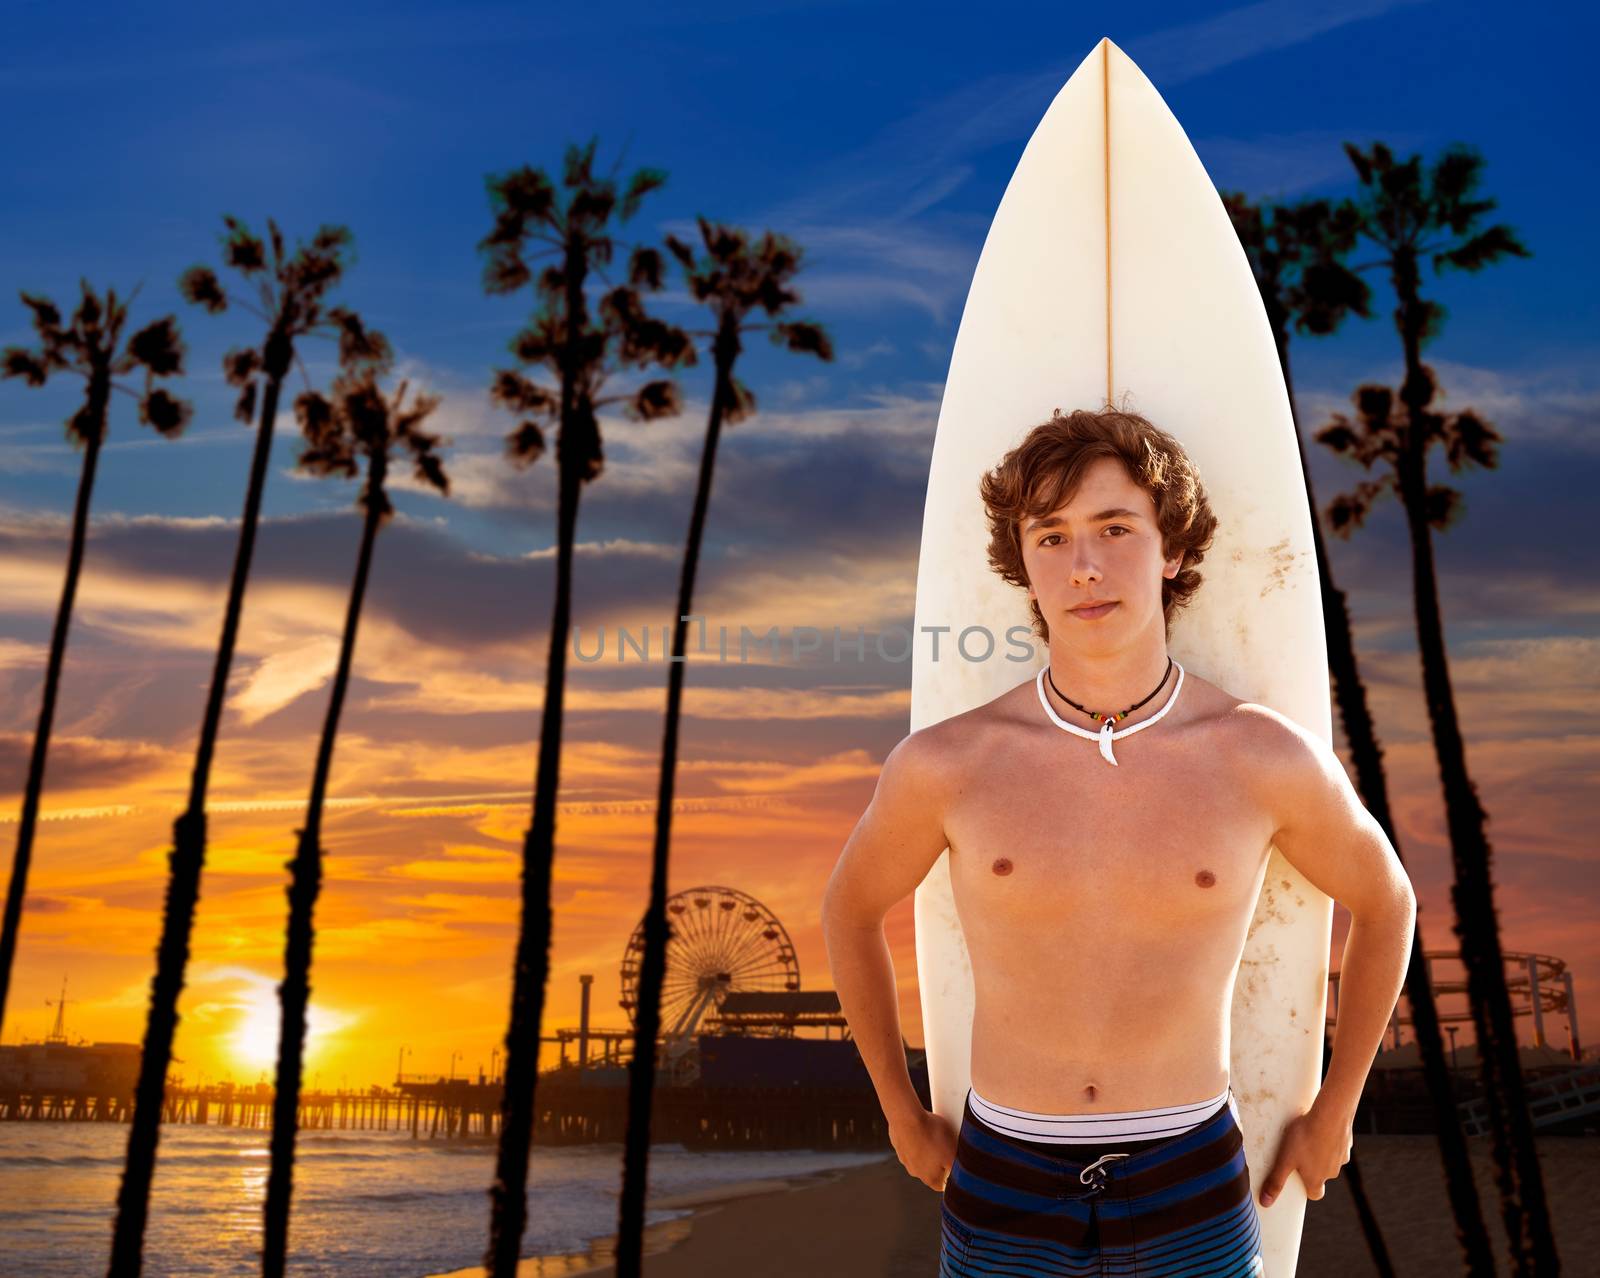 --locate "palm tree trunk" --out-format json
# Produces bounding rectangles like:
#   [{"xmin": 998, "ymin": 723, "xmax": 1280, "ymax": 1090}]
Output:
[
  {"xmin": 614, "ymin": 343, "xmax": 733, "ymax": 1278},
  {"xmin": 1279, "ymin": 338, "xmax": 1494, "ymax": 1272},
  {"xmin": 0, "ymin": 413, "xmax": 105, "ymax": 1036},
  {"xmin": 262, "ymin": 463, "xmax": 386, "ymax": 1278},
  {"xmin": 109, "ymin": 343, "xmax": 290, "ymax": 1278},
  {"xmin": 486, "ymin": 288, "xmax": 586, "ymax": 1278},
  {"xmin": 1396, "ymin": 438, "xmax": 1560, "ymax": 1276}
]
